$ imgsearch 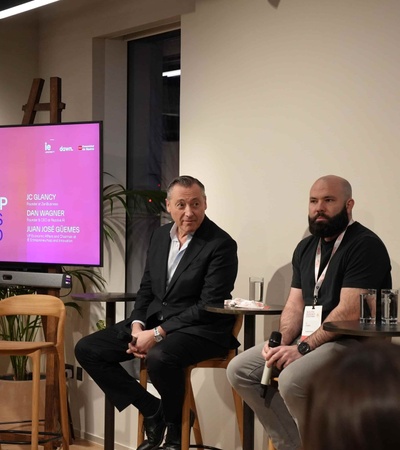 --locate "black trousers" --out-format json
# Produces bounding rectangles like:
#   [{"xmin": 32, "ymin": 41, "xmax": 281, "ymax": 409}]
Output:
[{"xmin": 75, "ymin": 322, "xmax": 228, "ymax": 423}]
